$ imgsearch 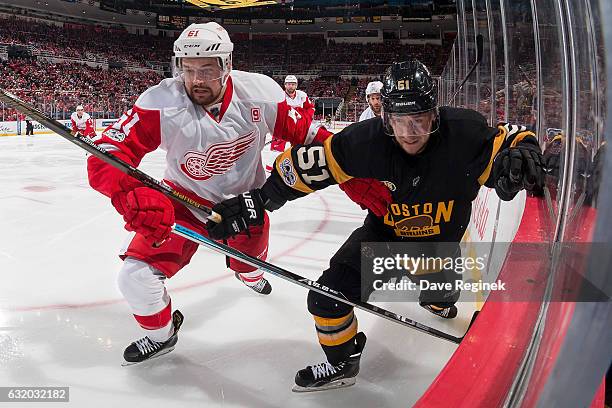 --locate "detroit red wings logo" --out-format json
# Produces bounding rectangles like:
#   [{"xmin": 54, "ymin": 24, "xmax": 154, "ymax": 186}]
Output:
[{"xmin": 180, "ymin": 130, "xmax": 257, "ymax": 181}]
